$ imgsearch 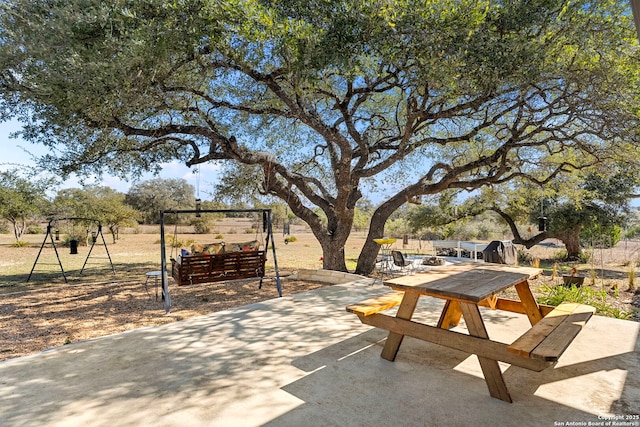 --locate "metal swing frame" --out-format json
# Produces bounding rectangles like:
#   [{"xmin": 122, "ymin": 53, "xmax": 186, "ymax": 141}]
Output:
[
  {"xmin": 27, "ymin": 217, "xmax": 115, "ymax": 283},
  {"xmin": 159, "ymin": 208, "xmax": 282, "ymax": 313}
]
